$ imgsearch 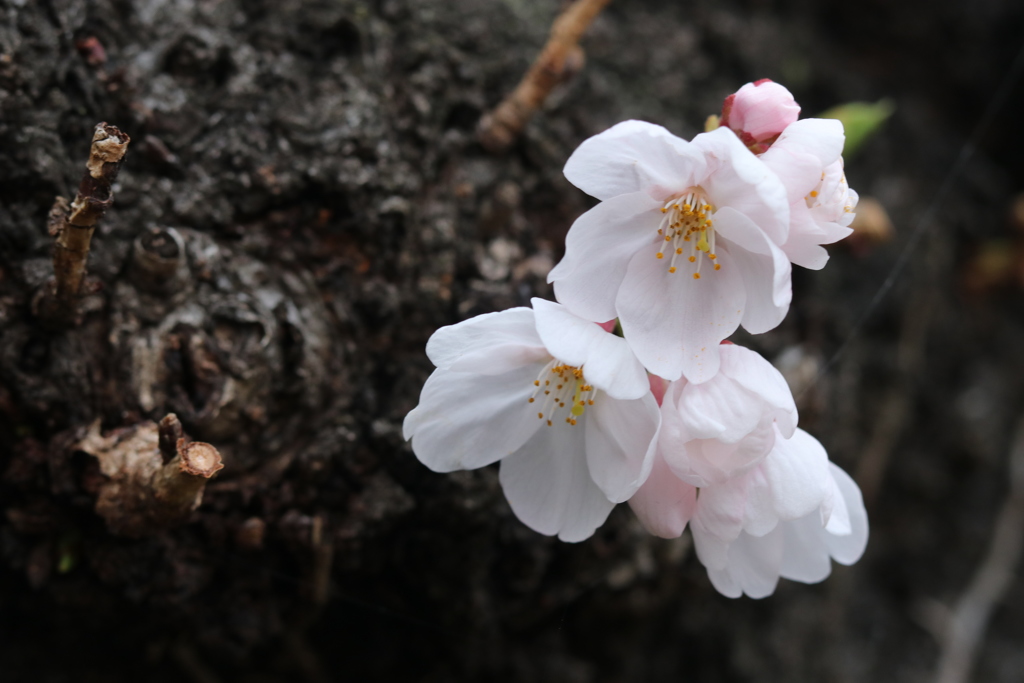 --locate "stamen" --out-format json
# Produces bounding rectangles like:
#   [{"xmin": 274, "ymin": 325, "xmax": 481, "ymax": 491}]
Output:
[{"xmin": 653, "ymin": 190, "xmax": 722, "ymax": 277}]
